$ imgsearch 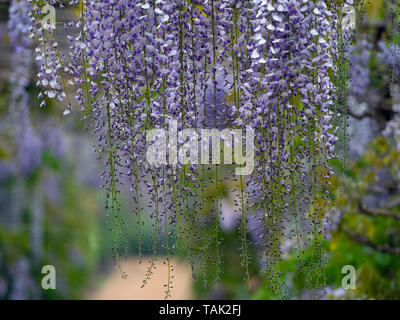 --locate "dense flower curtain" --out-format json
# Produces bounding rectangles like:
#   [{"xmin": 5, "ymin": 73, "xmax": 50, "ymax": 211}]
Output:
[{"xmin": 23, "ymin": 0, "xmax": 367, "ymax": 298}]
